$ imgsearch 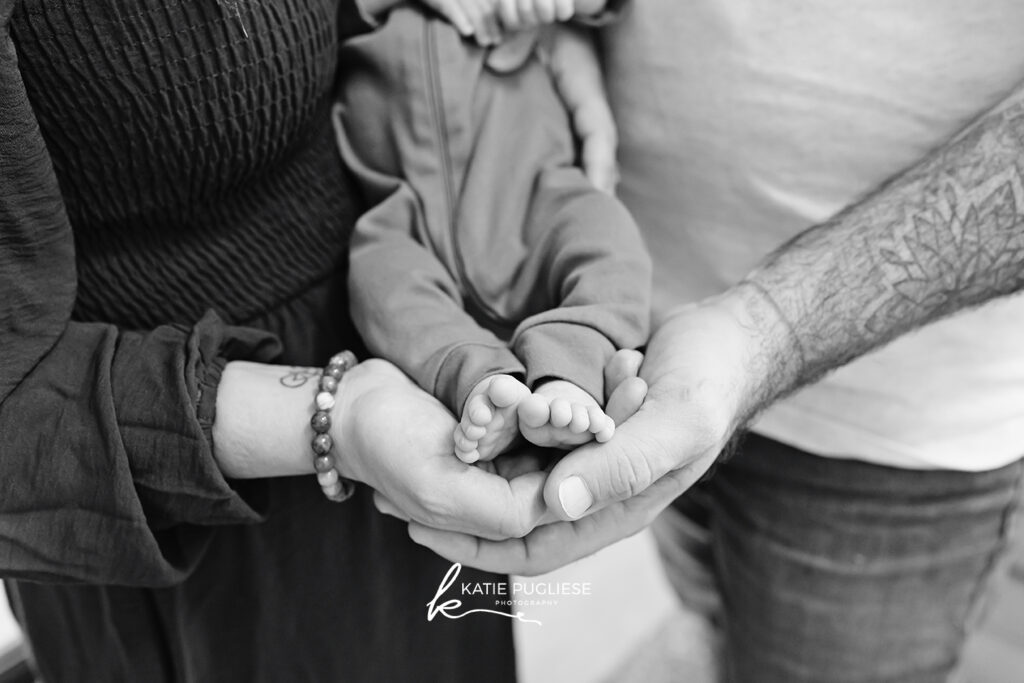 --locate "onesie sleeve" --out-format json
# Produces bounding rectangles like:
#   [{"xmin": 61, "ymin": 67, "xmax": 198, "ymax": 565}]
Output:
[
  {"xmin": 510, "ymin": 167, "xmax": 652, "ymax": 403},
  {"xmin": 0, "ymin": 3, "xmax": 284, "ymax": 587}
]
